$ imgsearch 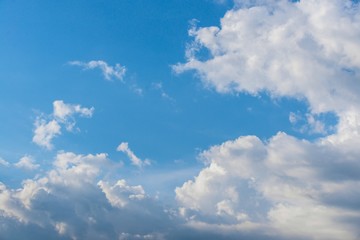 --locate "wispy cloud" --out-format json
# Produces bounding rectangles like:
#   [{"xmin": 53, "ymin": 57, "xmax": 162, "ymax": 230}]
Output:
[
  {"xmin": 117, "ymin": 142, "xmax": 151, "ymax": 168},
  {"xmin": 0, "ymin": 157, "xmax": 10, "ymax": 167},
  {"xmin": 289, "ymin": 112, "xmax": 336, "ymax": 135},
  {"xmin": 69, "ymin": 60, "xmax": 126, "ymax": 81},
  {"xmin": 152, "ymin": 82, "xmax": 174, "ymax": 101}
]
